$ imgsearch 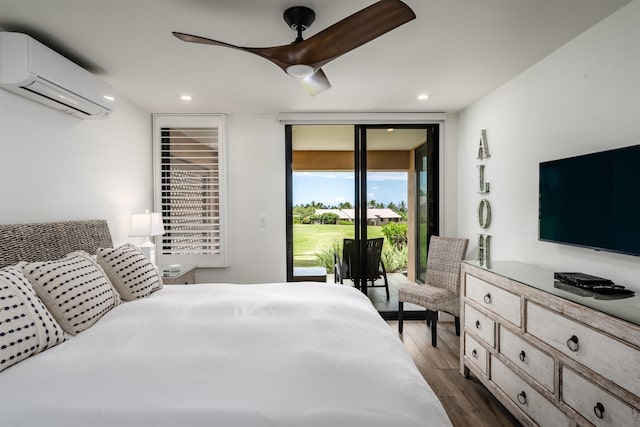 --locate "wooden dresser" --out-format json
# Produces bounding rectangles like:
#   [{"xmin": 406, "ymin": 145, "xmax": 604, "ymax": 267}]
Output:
[{"xmin": 460, "ymin": 261, "xmax": 640, "ymax": 427}]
